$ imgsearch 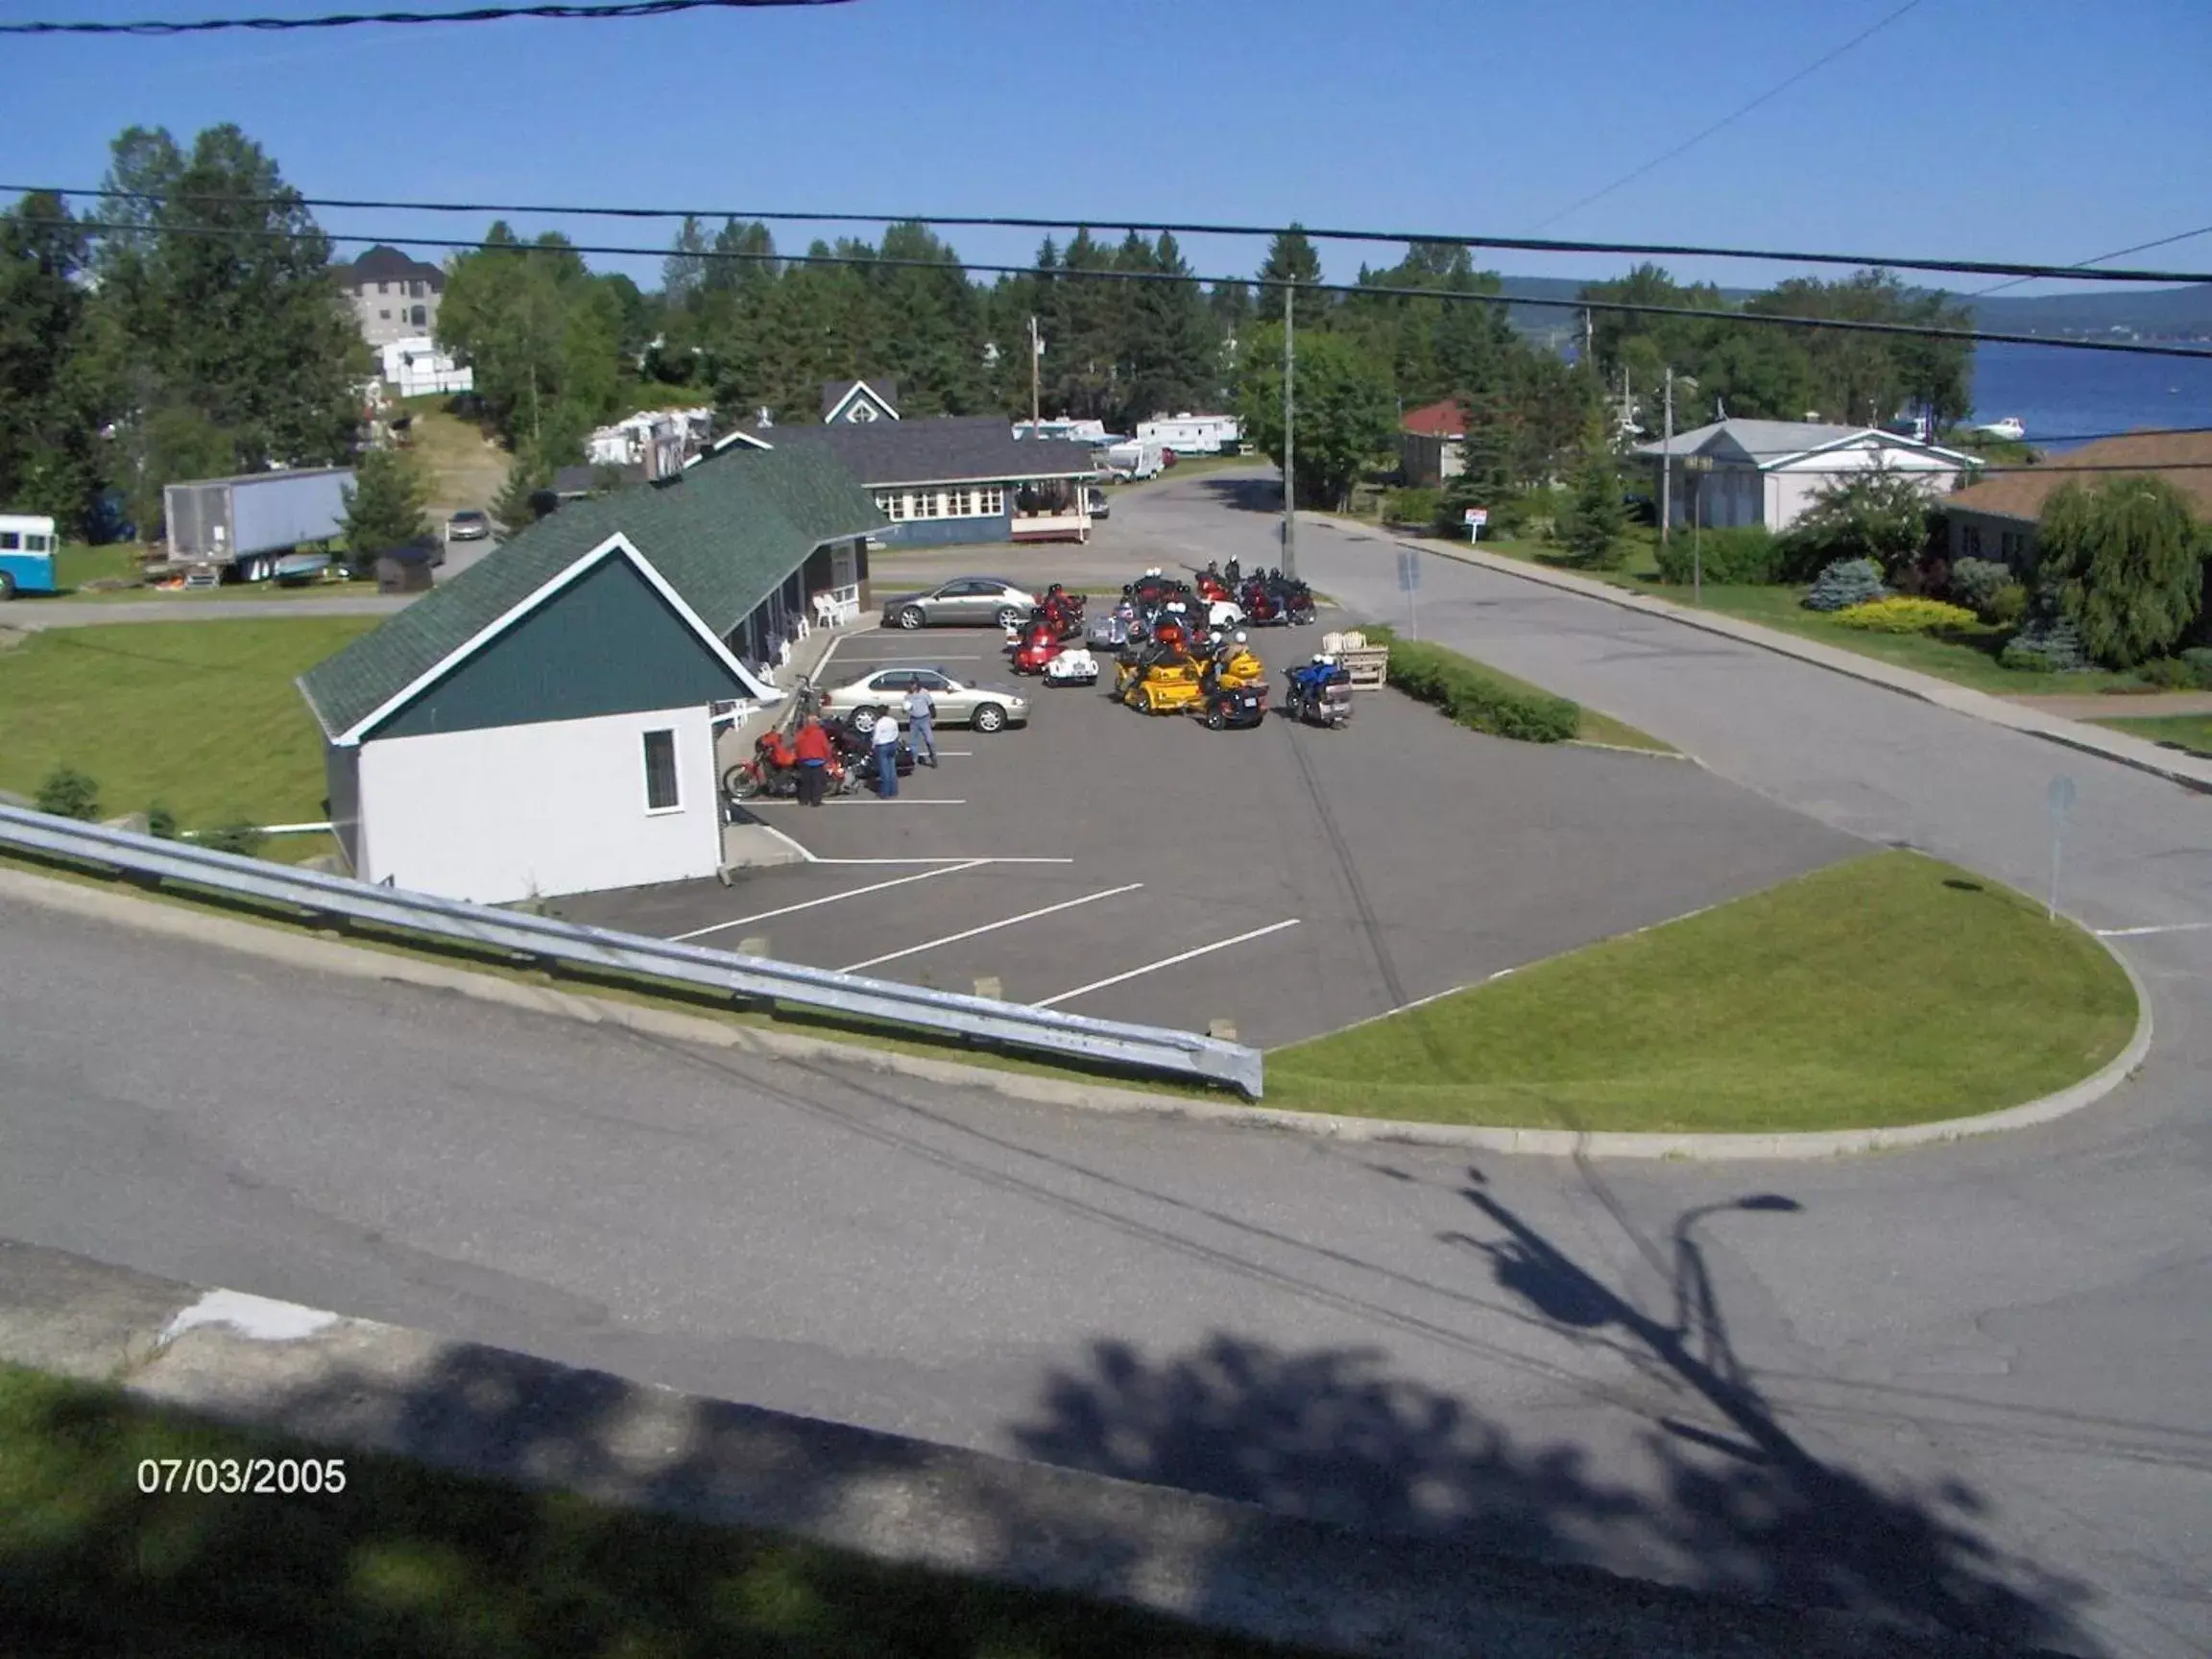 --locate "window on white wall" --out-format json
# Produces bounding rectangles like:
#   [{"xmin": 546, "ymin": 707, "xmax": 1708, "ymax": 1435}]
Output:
[
  {"xmin": 642, "ymin": 730, "xmax": 680, "ymax": 811},
  {"xmin": 980, "ymin": 487, "xmax": 1004, "ymax": 515}
]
